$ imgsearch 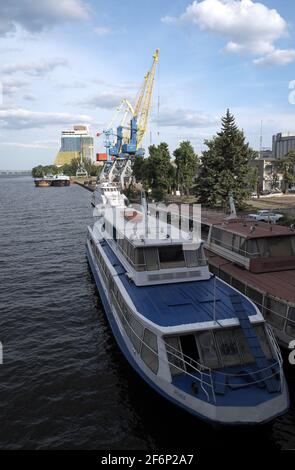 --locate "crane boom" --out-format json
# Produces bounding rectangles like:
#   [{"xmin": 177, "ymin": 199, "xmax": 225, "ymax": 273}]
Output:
[{"xmin": 136, "ymin": 49, "xmax": 159, "ymax": 148}]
